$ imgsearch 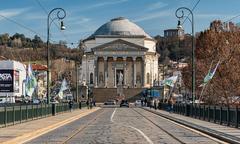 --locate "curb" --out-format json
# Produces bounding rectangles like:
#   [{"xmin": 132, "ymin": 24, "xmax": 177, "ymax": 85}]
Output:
[
  {"xmin": 2, "ymin": 107, "xmax": 100, "ymax": 144},
  {"xmin": 143, "ymin": 107, "xmax": 240, "ymax": 144}
]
